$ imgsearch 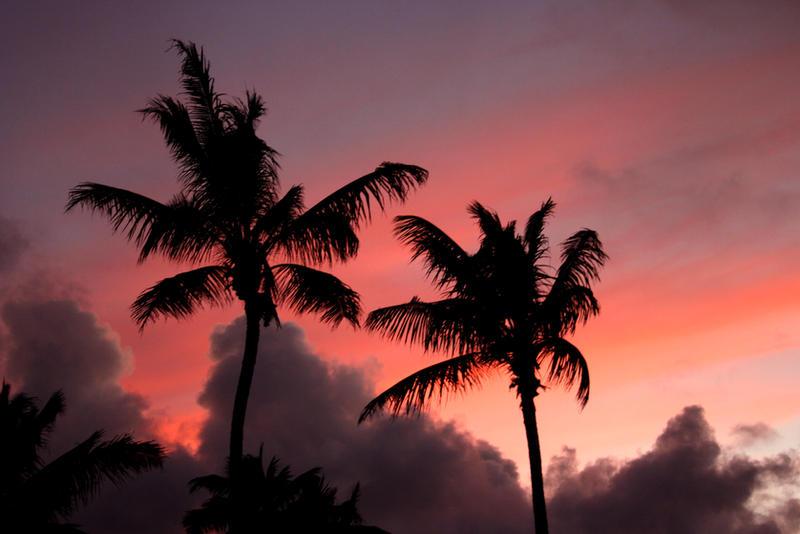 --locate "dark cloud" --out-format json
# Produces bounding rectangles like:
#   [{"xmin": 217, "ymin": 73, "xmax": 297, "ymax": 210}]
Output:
[
  {"xmin": 196, "ymin": 318, "xmax": 532, "ymax": 534},
  {"xmin": 0, "ymin": 216, "xmax": 28, "ymax": 274},
  {"xmin": 0, "ymin": 295, "xmax": 202, "ymax": 534},
  {"xmin": 1, "ymin": 298, "xmax": 532, "ymax": 534},
  {"xmin": 6, "ymin": 298, "xmax": 798, "ymax": 534},
  {"xmin": 732, "ymin": 422, "xmax": 779, "ymax": 447},
  {"xmin": 546, "ymin": 406, "xmax": 800, "ymax": 534},
  {"xmin": 1, "ymin": 298, "xmax": 150, "ymax": 451}
]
